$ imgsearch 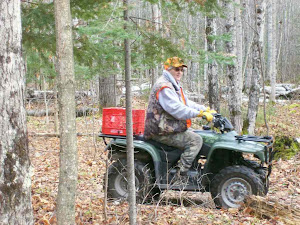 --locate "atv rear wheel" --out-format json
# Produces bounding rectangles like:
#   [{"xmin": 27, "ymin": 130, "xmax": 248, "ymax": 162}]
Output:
[
  {"xmin": 106, "ymin": 159, "xmax": 154, "ymax": 203},
  {"xmin": 211, "ymin": 165, "xmax": 264, "ymax": 209}
]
